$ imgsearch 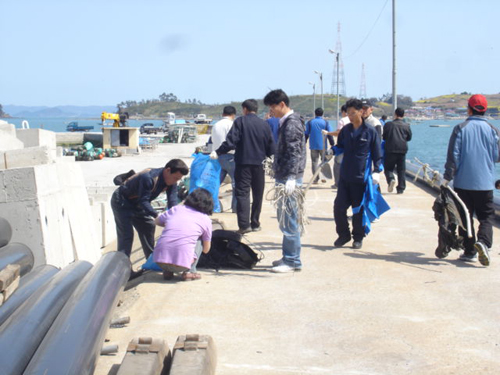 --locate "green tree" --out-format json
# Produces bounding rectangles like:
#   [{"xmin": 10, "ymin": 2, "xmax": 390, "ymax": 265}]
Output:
[{"xmin": 0, "ymin": 104, "xmax": 5, "ymax": 117}]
